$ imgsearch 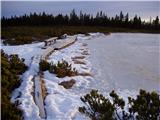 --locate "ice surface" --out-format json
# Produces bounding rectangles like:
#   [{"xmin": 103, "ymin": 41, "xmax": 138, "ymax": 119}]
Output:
[{"xmin": 84, "ymin": 33, "xmax": 160, "ymax": 93}]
